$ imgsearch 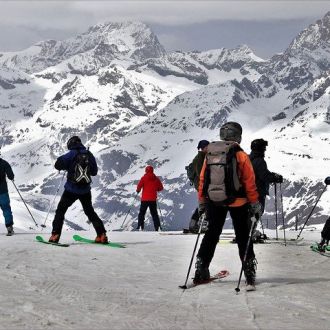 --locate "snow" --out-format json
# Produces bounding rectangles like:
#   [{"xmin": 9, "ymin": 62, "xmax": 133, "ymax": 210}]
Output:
[{"xmin": 0, "ymin": 223, "xmax": 329, "ymax": 329}]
